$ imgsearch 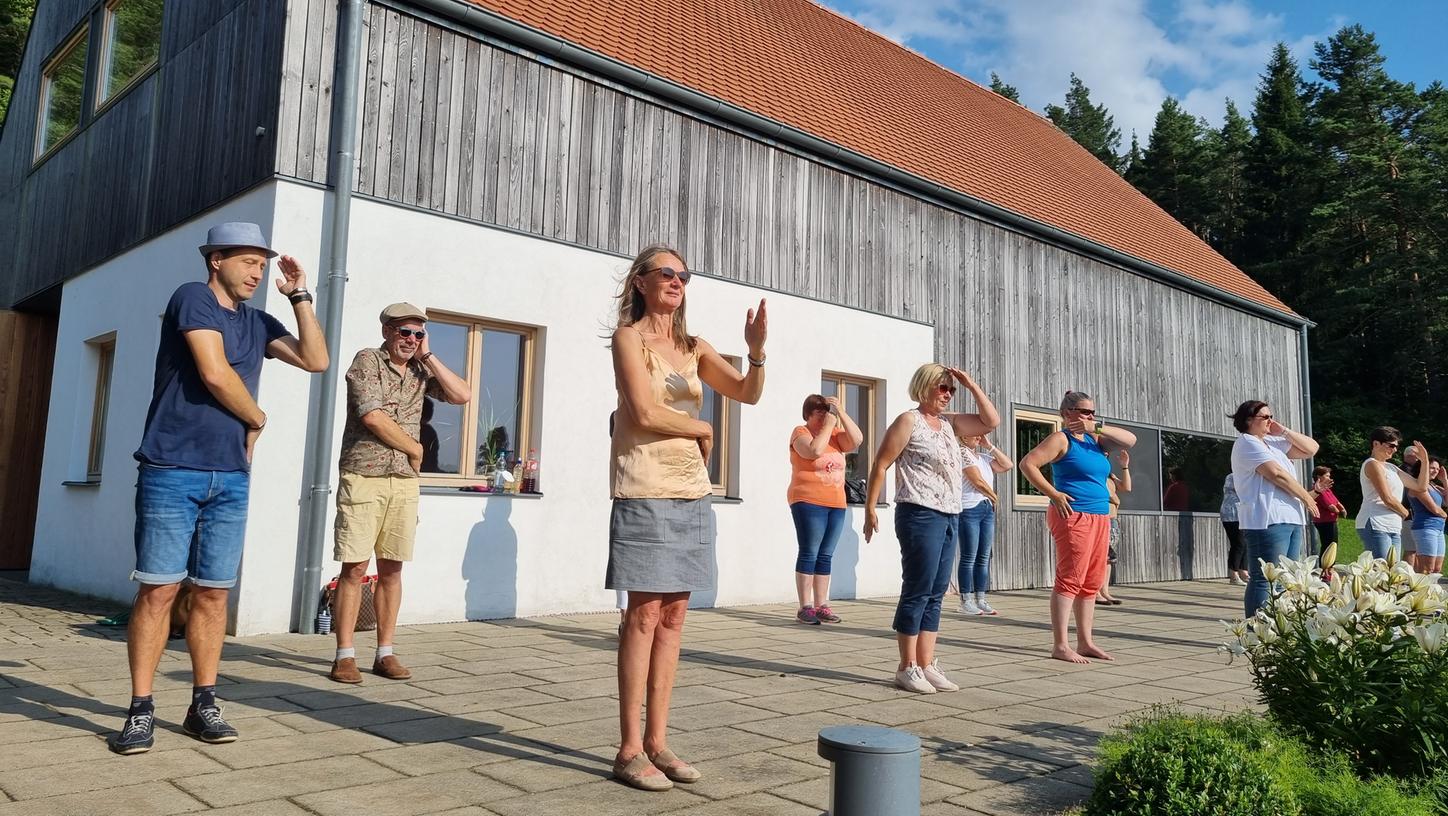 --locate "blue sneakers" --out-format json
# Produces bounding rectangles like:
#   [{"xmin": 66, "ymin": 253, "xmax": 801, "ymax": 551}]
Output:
[{"xmin": 109, "ymin": 711, "xmax": 156, "ymax": 755}]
